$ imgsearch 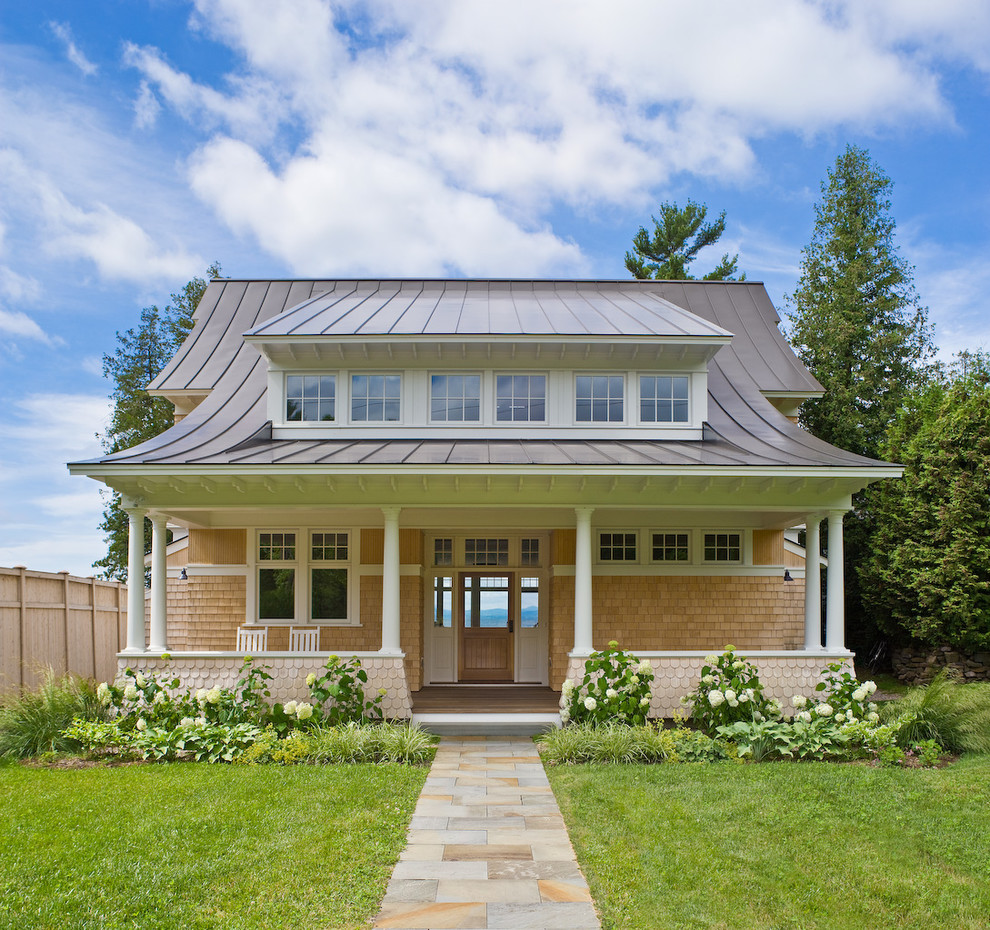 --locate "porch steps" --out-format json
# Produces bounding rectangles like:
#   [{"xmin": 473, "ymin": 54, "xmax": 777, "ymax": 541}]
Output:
[{"xmin": 412, "ymin": 712, "xmax": 561, "ymax": 736}]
